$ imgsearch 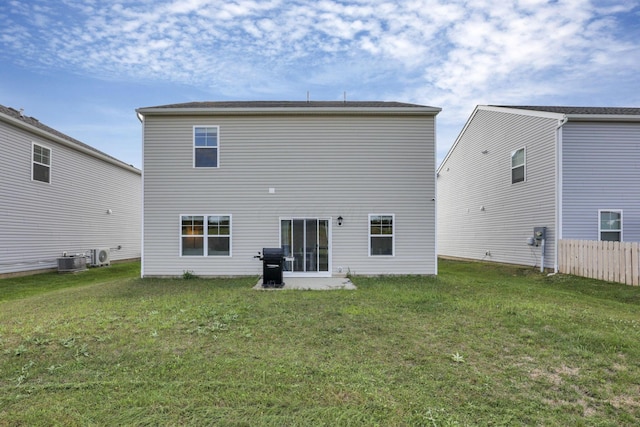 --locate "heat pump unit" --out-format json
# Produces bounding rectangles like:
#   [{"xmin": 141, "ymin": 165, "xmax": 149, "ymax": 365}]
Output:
[{"xmin": 91, "ymin": 248, "xmax": 111, "ymax": 267}]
